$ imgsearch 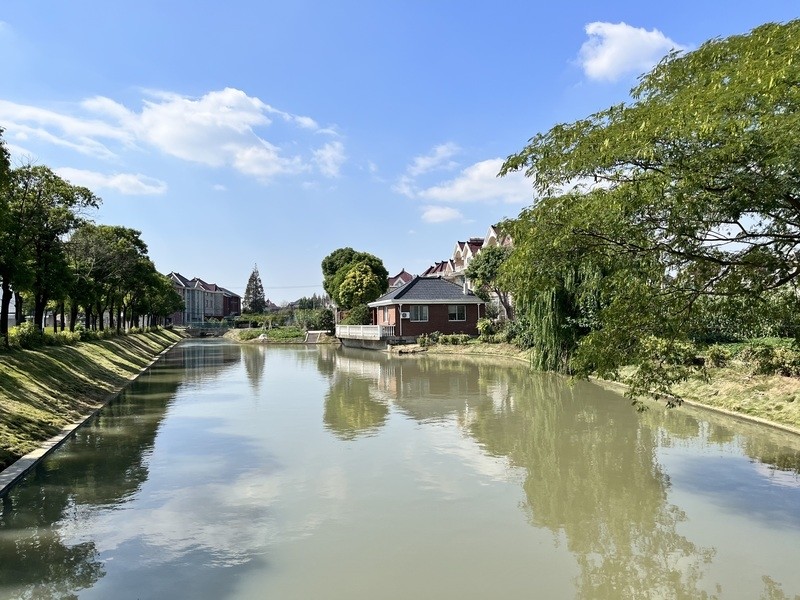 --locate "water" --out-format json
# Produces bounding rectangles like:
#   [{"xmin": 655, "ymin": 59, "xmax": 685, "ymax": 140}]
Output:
[{"xmin": 1, "ymin": 339, "xmax": 799, "ymax": 599}]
